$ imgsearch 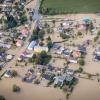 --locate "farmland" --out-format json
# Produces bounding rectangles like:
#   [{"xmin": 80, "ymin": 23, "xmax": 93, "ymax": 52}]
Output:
[{"xmin": 40, "ymin": 0, "xmax": 100, "ymax": 15}]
